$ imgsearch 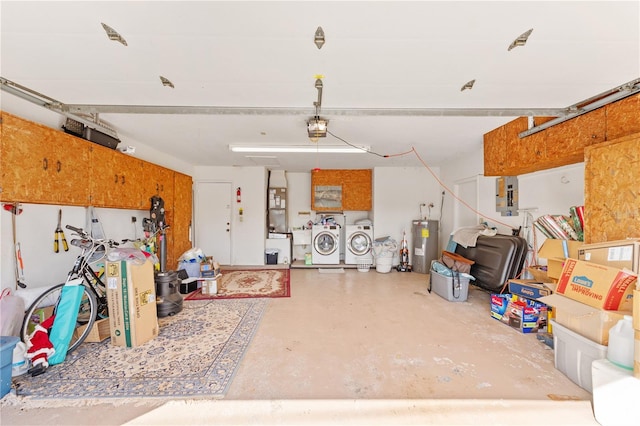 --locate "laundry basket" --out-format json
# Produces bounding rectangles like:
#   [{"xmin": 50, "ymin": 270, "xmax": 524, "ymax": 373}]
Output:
[
  {"xmin": 357, "ymin": 259, "xmax": 372, "ymax": 272},
  {"xmin": 373, "ymin": 237, "xmax": 397, "ymax": 274}
]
